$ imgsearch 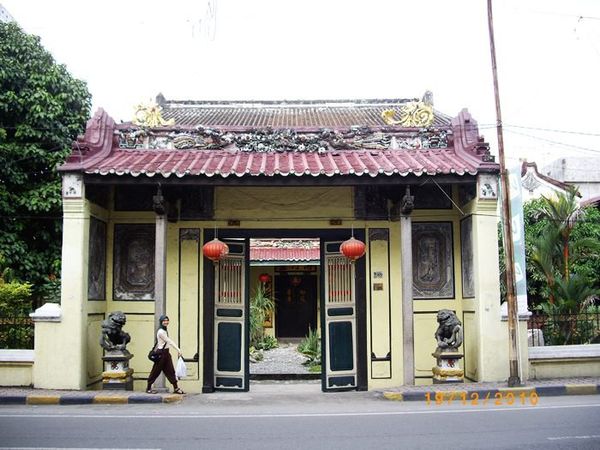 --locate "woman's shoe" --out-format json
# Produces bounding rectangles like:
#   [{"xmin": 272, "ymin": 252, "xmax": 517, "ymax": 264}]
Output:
[
  {"xmin": 173, "ymin": 388, "xmax": 185, "ymax": 394},
  {"xmin": 146, "ymin": 389, "xmax": 158, "ymax": 394}
]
